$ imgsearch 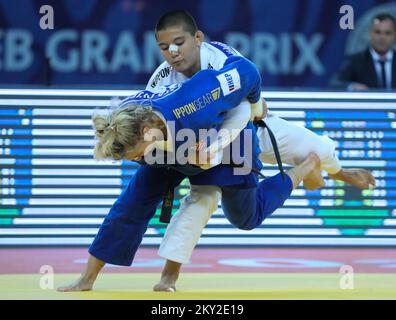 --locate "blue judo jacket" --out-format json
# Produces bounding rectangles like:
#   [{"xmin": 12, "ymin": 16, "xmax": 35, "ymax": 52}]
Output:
[
  {"xmin": 88, "ymin": 57, "xmax": 294, "ymax": 267},
  {"xmin": 121, "ymin": 56, "xmax": 263, "ymax": 187}
]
